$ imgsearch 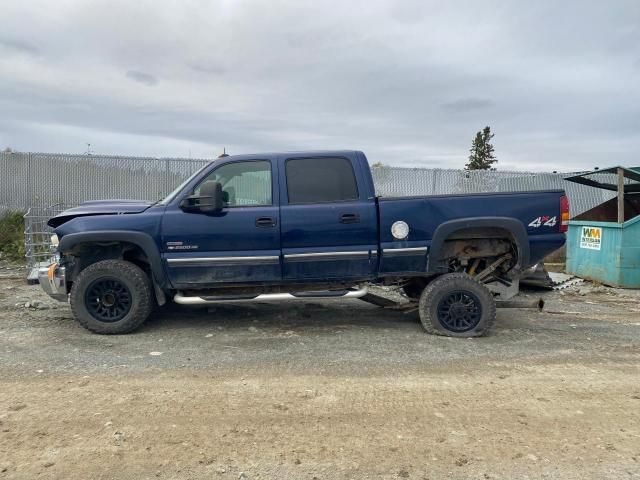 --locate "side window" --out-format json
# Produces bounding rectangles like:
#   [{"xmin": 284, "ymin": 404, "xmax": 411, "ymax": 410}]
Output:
[
  {"xmin": 195, "ymin": 160, "xmax": 272, "ymax": 207},
  {"xmin": 286, "ymin": 157, "xmax": 358, "ymax": 204}
]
